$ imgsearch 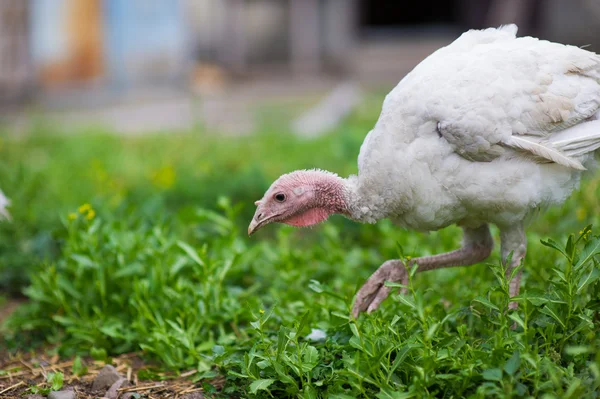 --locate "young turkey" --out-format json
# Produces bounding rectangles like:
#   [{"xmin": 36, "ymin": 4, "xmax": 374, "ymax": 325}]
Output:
[{"xmin": 248, "ymin": 25, "xmax": 600, "ymax": 318}]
